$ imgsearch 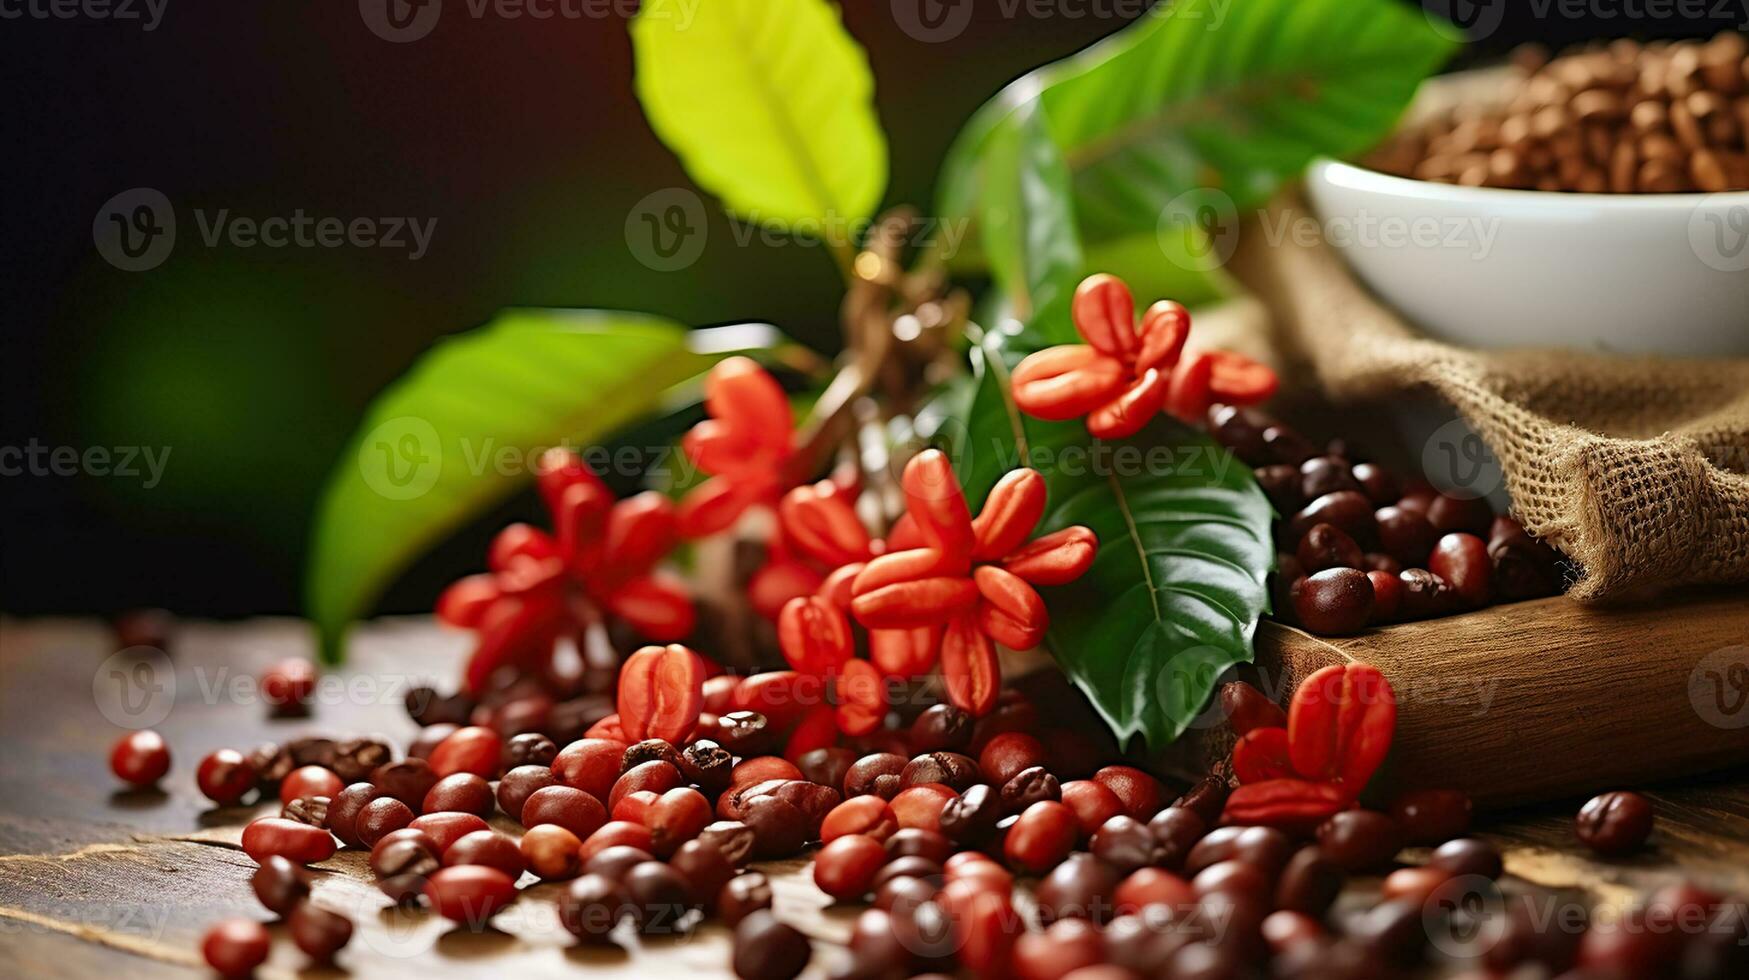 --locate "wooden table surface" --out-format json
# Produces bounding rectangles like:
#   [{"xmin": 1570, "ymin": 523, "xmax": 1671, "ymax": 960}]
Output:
[{"xmin": 2, "ymin": 616, "xmax": 1745, "ymax": 978}]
